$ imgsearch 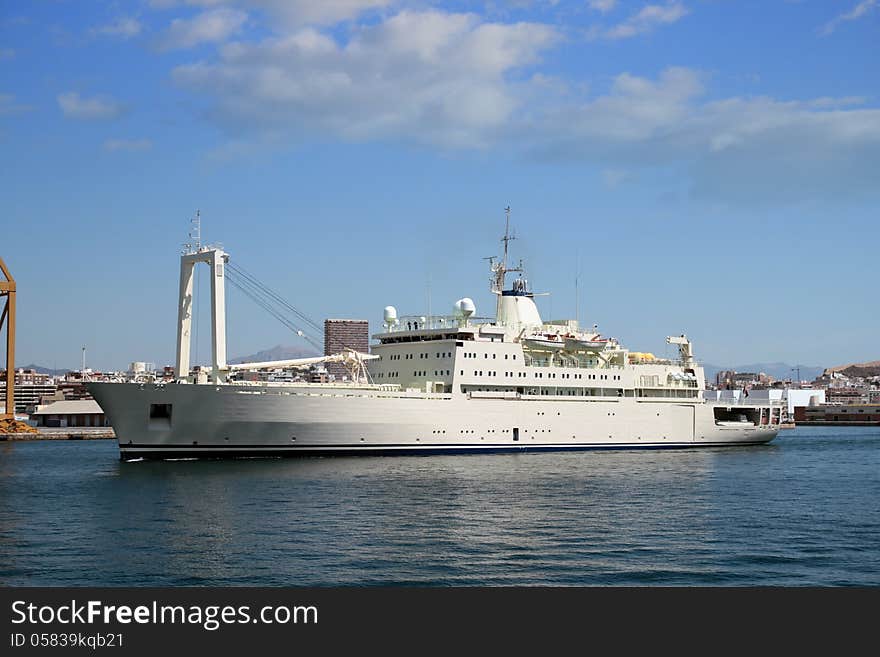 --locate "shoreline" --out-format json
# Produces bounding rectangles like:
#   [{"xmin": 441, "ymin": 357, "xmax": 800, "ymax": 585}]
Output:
[
  {"xmin": 0, "ymin": 429, "xmax": 115, "ymax": 441},
  {"xmin": 795, "ymin": 421, "xmax": 880, "ymax": 427}
]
